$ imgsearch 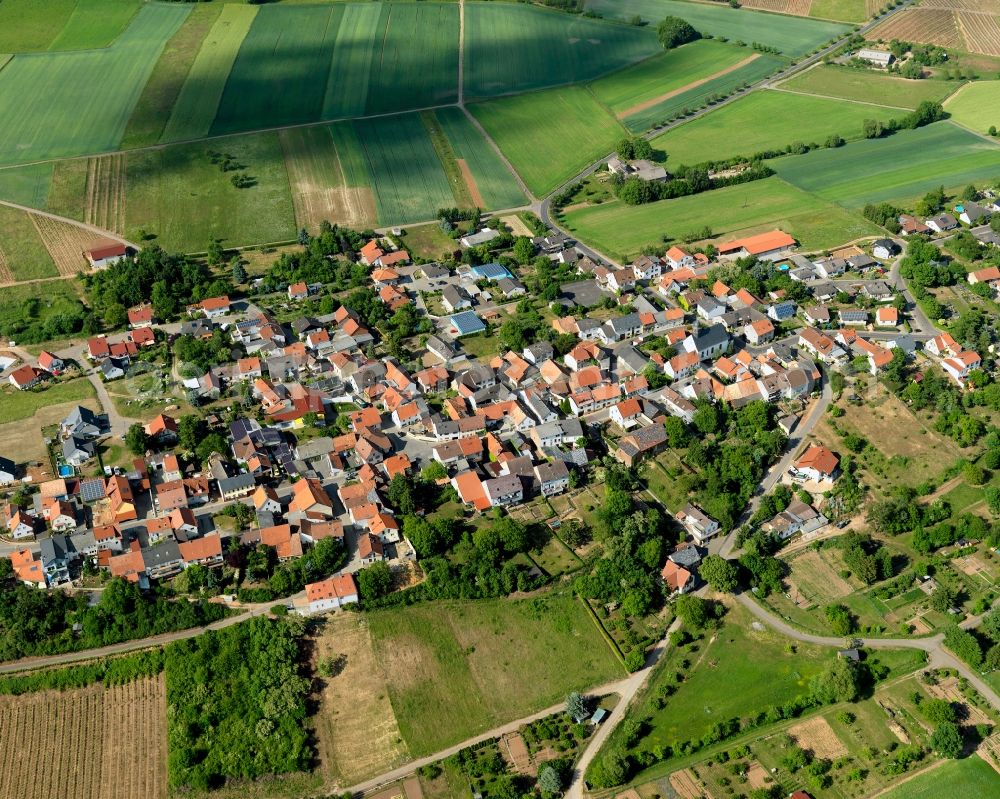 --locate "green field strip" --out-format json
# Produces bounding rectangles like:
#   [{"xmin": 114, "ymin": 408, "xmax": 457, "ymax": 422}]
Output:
[
  {"xmin": 943, "ymin": 79, "xmax": 1000, "ymax": 135},
  {"xmin": 0, "ymin": 4, "xmax": 190, "ymax": 166},
  {"xmin": 621, "ymin": 52, "xmax": 785, "ymax": 132},
  {"xmin": 422, "ymin": 111, "xmax": 475, "ymax": 209},
  {"xmin": 0, "ymin": 55, "xmax": 12, "ymax": 73},
  {"xmin": 322, "ymin": 2, "xmax": 381, "ymax": 120},
  {"xmin": 47, "ymin": 160, "xmax": 88, "ymax": 221},
  {"xmin": 435, "ymin": 107, "xmax": 527, "ymax": 210},
  {"xmin": 364, "ymin": 2, "xmax": 459, "ymax": 116},
  {"xmin": 0, "ymin": 0, "xmax": 78, "ymax": 53},
  {"xmin": 122, "ymin": 3, "xmax": 224, "ymax": 149},
  {"xmin": 0, "ymin": 162, "xmax": 54, "ymax": 208},
  {"xmin": 809, "ymin": 0, "xmax": 868, "ymax": 23},
  {"xmin": 0, "ymin": 205, "xmax": 58, "ymax": 281},
  {"xmin": 352, "ymin": 114, "xmax": 457, "ymax": 225},
  {"xmin": 585, "ymin": 0, "xmax": 851, "ymax": 57},
  {"xmin": 773, "ymin": 122, "xmax": 1000, "ymax": 208},
  {"xmin": 328, "ymin": 122, "xmax": 371, "ymax": 190},
  {"xmin": 464, "ymin": 1, "xmax": 659, "ymax": 99},
  {"xmin": 48, "ymin": 0, "xmax": 143, "ymax": 52},
  {"xmin": 649, "ymin": 89, "xmax": 901, "ymax": 167},
  {"xmin": 783, "ymin": 65, "xmax": 959, "ymax": 111},
  {"xmin": 212, "ymin": 5, "xmax": 345, "ymax": 136}
]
